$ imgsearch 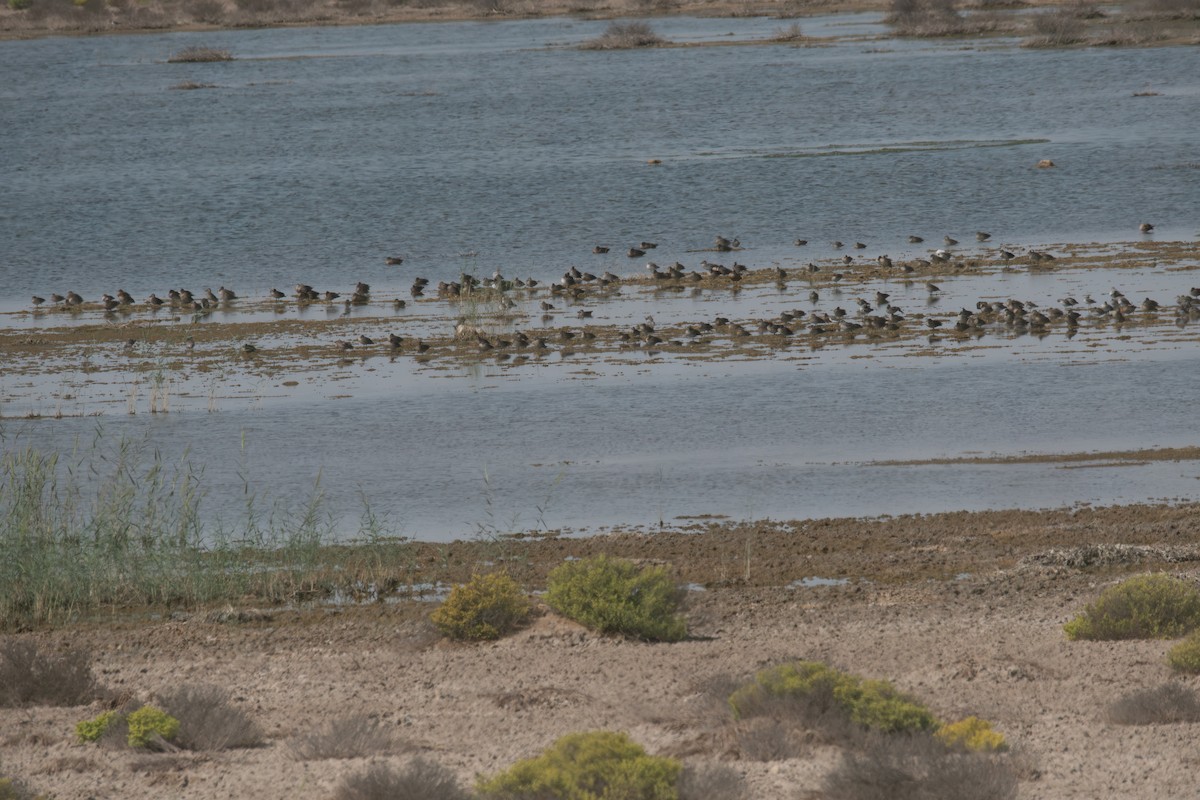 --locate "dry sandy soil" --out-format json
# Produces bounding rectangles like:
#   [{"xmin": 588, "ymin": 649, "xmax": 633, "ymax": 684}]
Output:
[{"xmin": 3, "ymin": 502, "xmax": 1200, "ymax": 798}]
